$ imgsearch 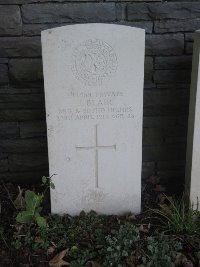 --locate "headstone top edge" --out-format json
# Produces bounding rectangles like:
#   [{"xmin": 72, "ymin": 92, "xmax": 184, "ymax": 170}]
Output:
[{"xmin": 41, "ymin": 23, "xmax": 145, "ymax": 39}]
